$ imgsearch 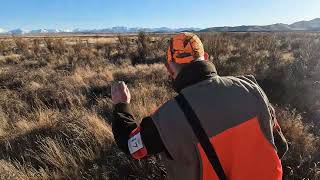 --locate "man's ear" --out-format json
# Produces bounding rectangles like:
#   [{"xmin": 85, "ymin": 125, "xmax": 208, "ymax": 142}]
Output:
[
  {"xmin": 204, "ymin": 52, "xmax": 209, "ymax": 61},
  {"xmin": 165, "ymin": 62, "xmax": 175, "ymax": 77}
]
